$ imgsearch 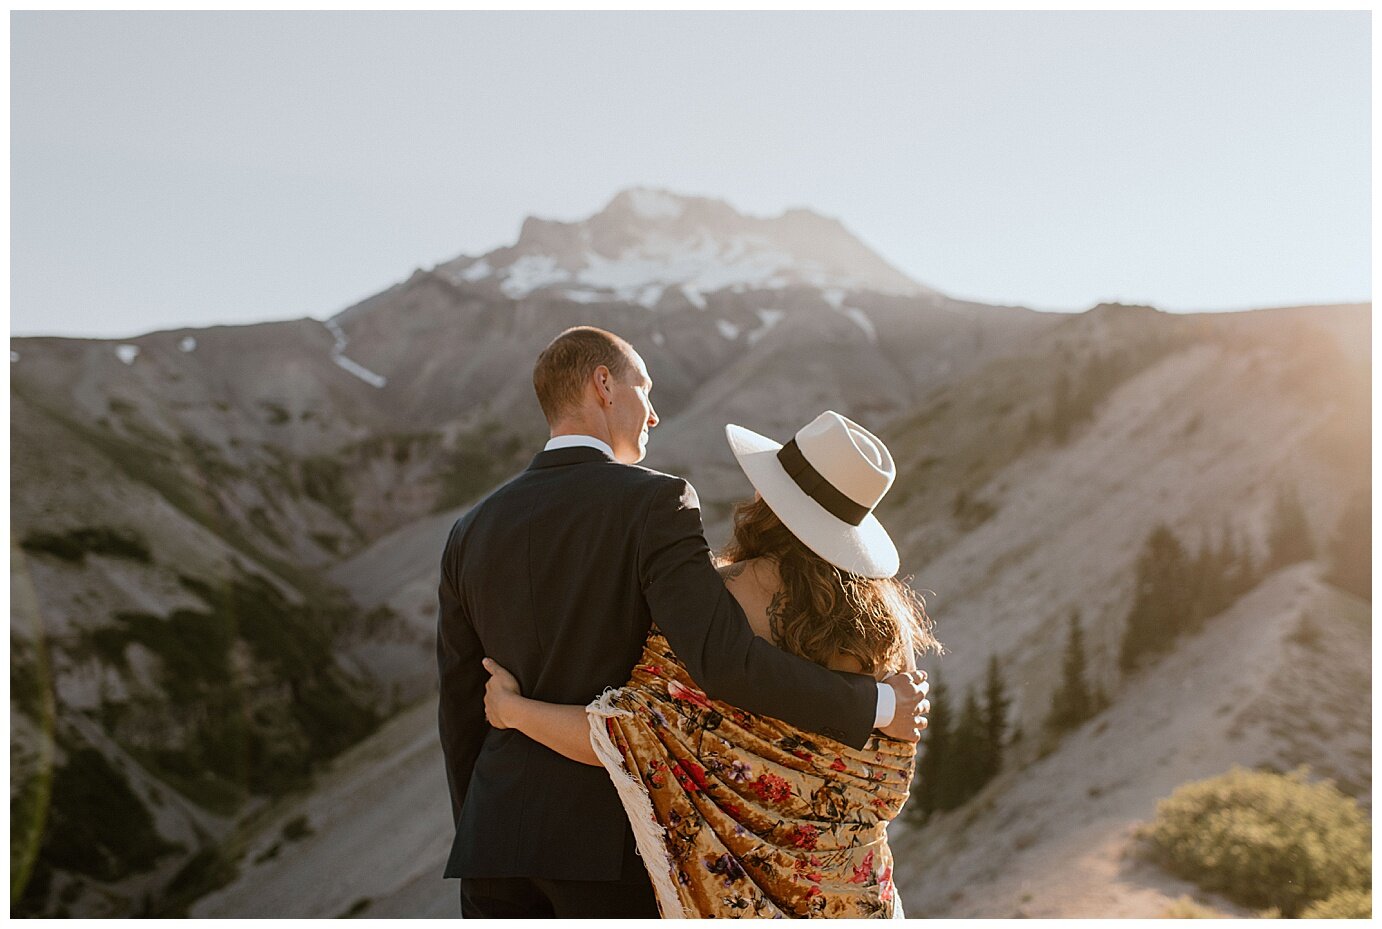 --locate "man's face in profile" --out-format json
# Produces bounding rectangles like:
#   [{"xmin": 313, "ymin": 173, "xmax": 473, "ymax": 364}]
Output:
[{"xmin": 607, "ymin": 349, "xmax": 658, "ymax": 464}]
